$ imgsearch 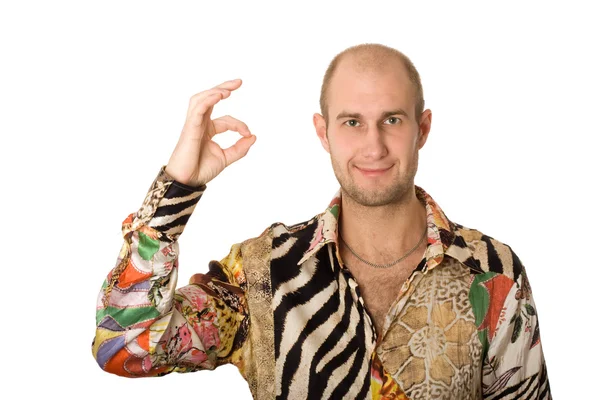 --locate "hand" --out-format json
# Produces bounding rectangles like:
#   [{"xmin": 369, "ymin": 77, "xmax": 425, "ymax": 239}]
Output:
[{"xmin": 165, "ymin": 78, "xmax": 256, "ymax": 187}]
